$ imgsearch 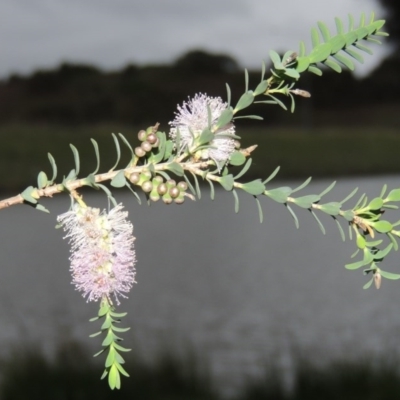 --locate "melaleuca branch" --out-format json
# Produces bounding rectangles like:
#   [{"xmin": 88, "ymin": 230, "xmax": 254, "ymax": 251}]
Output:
[{"xmin": 0, "ymin": 11, "xmax": 395, "ymax": 390}]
